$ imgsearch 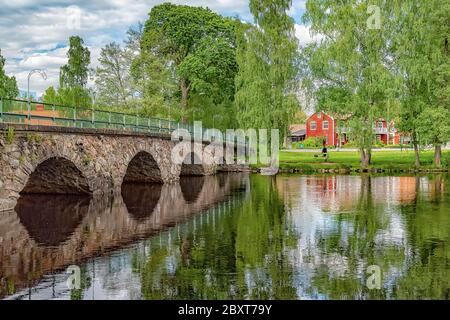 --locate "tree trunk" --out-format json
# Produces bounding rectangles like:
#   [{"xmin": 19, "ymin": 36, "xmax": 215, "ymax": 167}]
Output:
[
  {"xmin": 434, "ymin": 145, "xmax": 442, "ymax": 168},
  {"xmin": 412, "ymin": 132, "xmax": 421, "ymax": 167},
  {"xmin": 360, "ymin": 148, "xmax": 371, "ymax": 168},
  {"xmin": 180, "ymin": 78, "xmax": 190, "ymax": 122},
  {"xmin": 180, "ymin": 79, "xmax": 190, "ymax": 110},
  {"xmin": 413, "ymin": 143, "xmax": 421, "ymax": 167}
]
